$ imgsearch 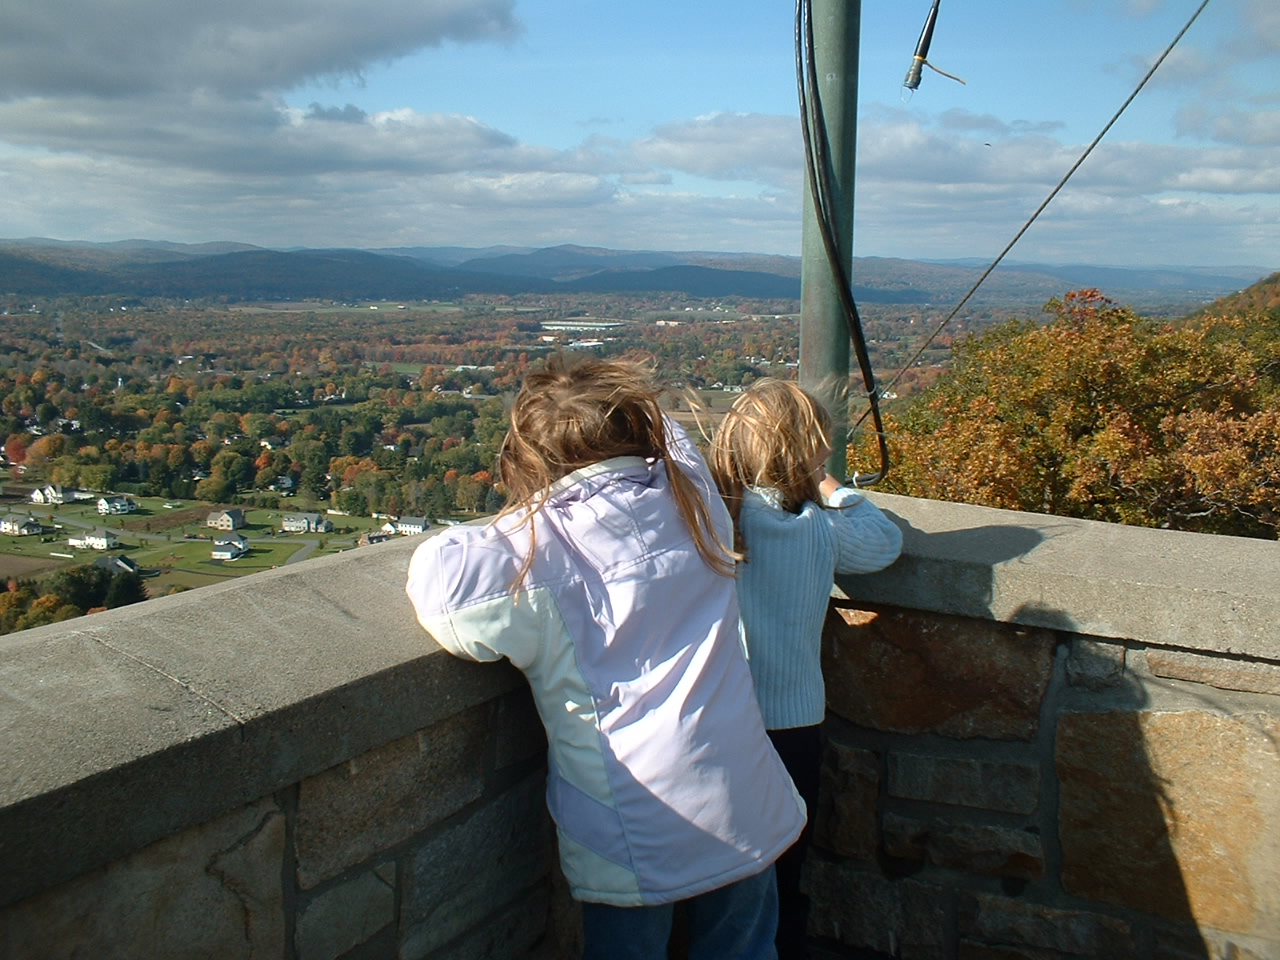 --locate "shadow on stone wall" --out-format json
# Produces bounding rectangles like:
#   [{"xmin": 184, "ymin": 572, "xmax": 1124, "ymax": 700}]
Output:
[
  {"xmin": 810, "ymin": 515, "xmax": 1216, "ymax": 959},
  {"xmin": 1036, "ymin": 613, "xmax": 1211, "ymax": 960}
]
